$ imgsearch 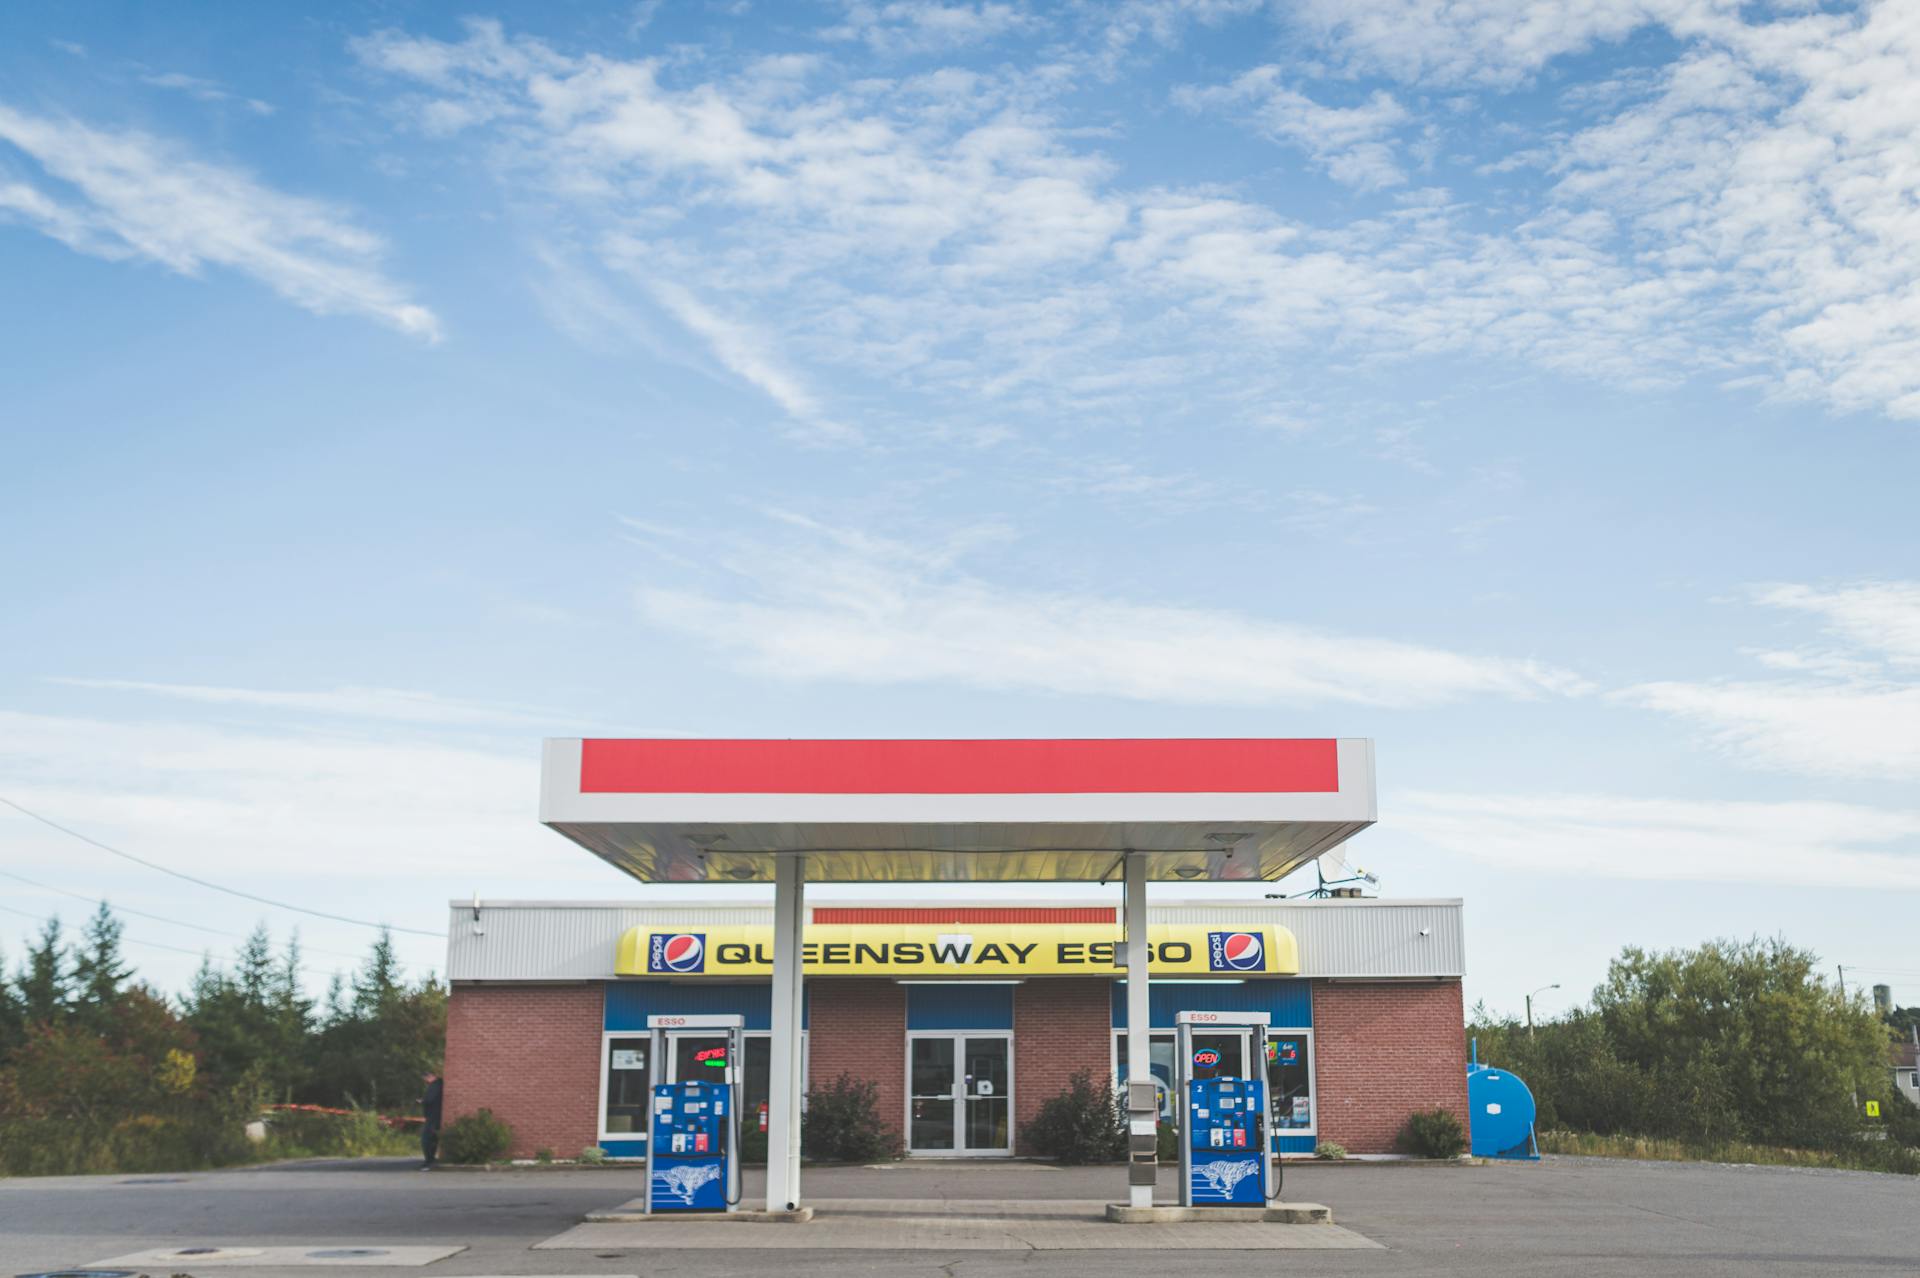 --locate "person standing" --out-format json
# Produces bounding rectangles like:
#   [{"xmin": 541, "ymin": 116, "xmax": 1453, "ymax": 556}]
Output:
[{"xmin": 420, "ymin": 1070, "xmax": 444, "ymax": 1170}]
